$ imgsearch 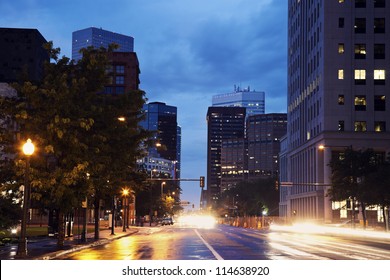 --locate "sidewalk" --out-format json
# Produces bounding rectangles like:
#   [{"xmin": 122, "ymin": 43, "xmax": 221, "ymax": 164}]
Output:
[
  {"xmin": 1, "ymin": 227, "xmax": 141, "ymax": 260},
  {"xmin": 35, "ymin": 227, "xmax": 139, "ymax": 260}
]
